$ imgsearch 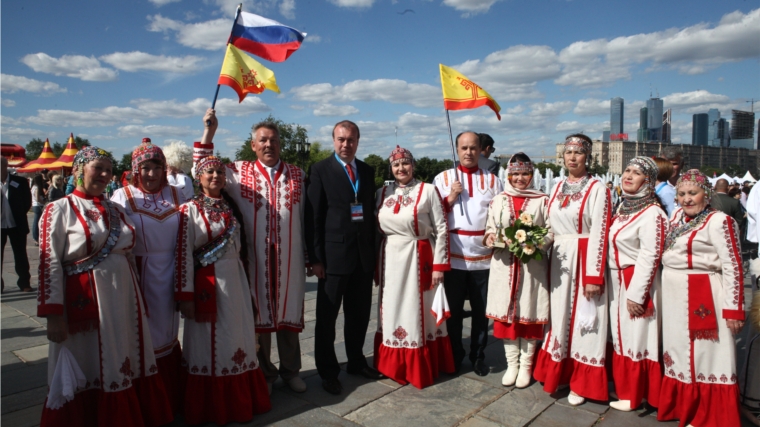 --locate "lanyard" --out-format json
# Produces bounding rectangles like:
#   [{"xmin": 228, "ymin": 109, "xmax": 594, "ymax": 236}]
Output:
[{"xmin": 336, "ymin": 153, "xmax": 360, "ymax": 202}]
